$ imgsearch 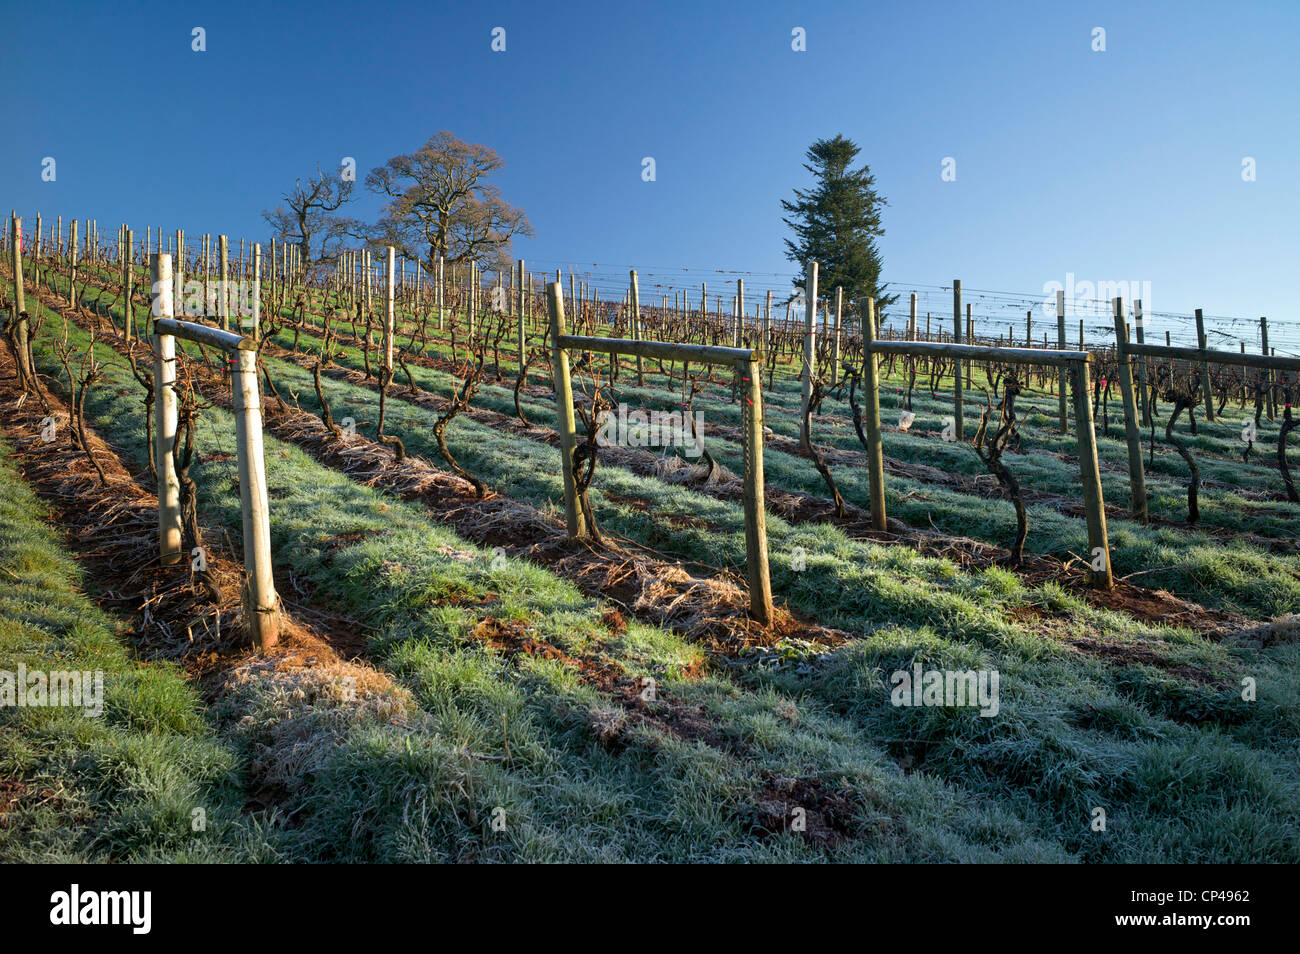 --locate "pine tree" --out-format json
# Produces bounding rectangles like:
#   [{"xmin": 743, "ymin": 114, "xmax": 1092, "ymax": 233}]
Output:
[{"xmin": 782, "ymin": 135, "xmax": 896, "ymax": 321}]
